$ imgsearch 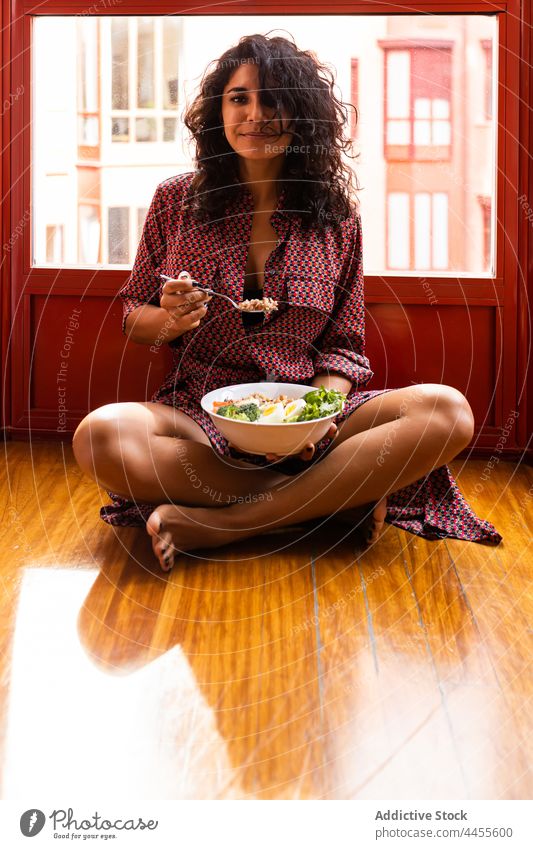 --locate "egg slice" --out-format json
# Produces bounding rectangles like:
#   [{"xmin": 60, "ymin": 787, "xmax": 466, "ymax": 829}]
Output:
[
  {"xmin": 283, "ymin": 398, "xmax": 306, "ymax": 422},
  {"xmin": 259, "ymin": 402, "xmax": 285, "ymax": 423}
]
